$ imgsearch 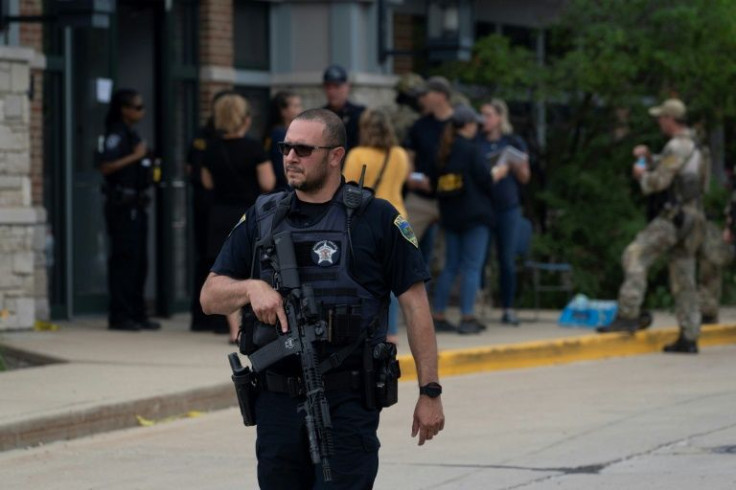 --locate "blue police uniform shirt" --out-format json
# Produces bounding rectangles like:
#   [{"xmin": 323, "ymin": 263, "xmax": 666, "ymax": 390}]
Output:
[
  {"xmin": 211, "ymin": 184, "xmax": 430, "ymax": 300},
  {"xmin": 480, "ymin": 134, "xmax": 528, "ymax": 211},
  {"xmin": 99, "ymin": 121, "xmax": 143, "ymax": 188},
  {"xmin": 403, "ymin": 114, "xmax": 452, "ymax": 198}
]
